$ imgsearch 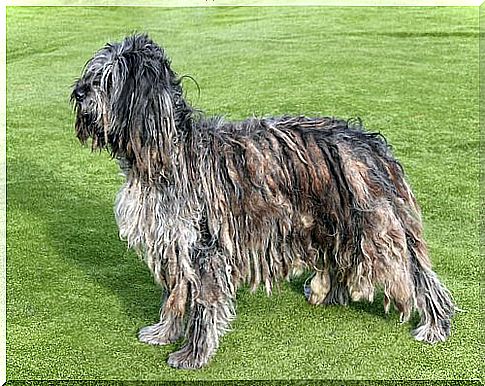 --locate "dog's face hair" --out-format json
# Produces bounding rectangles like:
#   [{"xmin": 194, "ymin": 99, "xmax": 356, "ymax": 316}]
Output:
[{"xmin": 71, "ymin": 34, "xmax": 192, "ymax": 177}]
